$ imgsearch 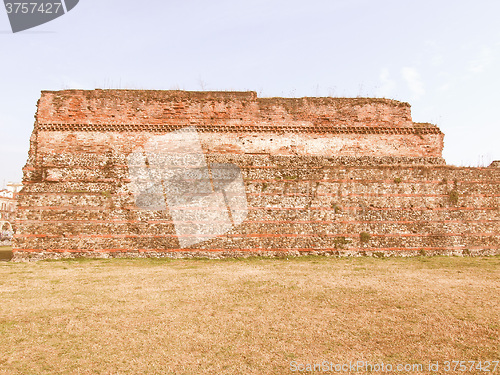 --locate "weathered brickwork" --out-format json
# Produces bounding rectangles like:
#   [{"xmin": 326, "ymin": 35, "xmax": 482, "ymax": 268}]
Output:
[
  {"xmin": 34, "ymin": 89, "xmax": 444, "ymax": 157},
  {"xmin": 12, "ymin": 90, "xmax": 499, "ymax": 260}
]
